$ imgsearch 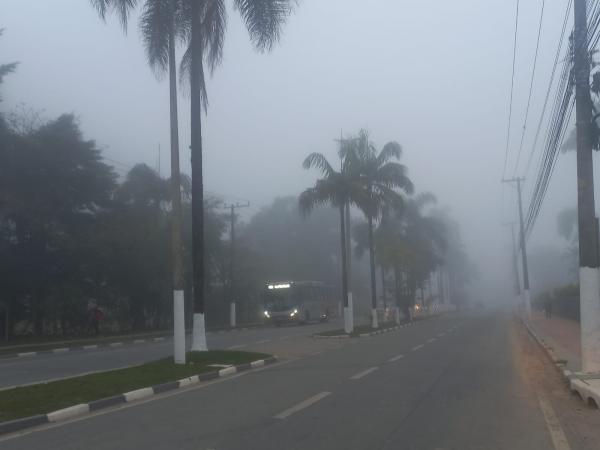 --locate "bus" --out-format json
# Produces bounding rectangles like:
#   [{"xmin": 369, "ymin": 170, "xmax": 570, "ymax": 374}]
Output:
[{"xmin": 262, "ymin": 281, "xmax": 336, "ymax": 325}]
